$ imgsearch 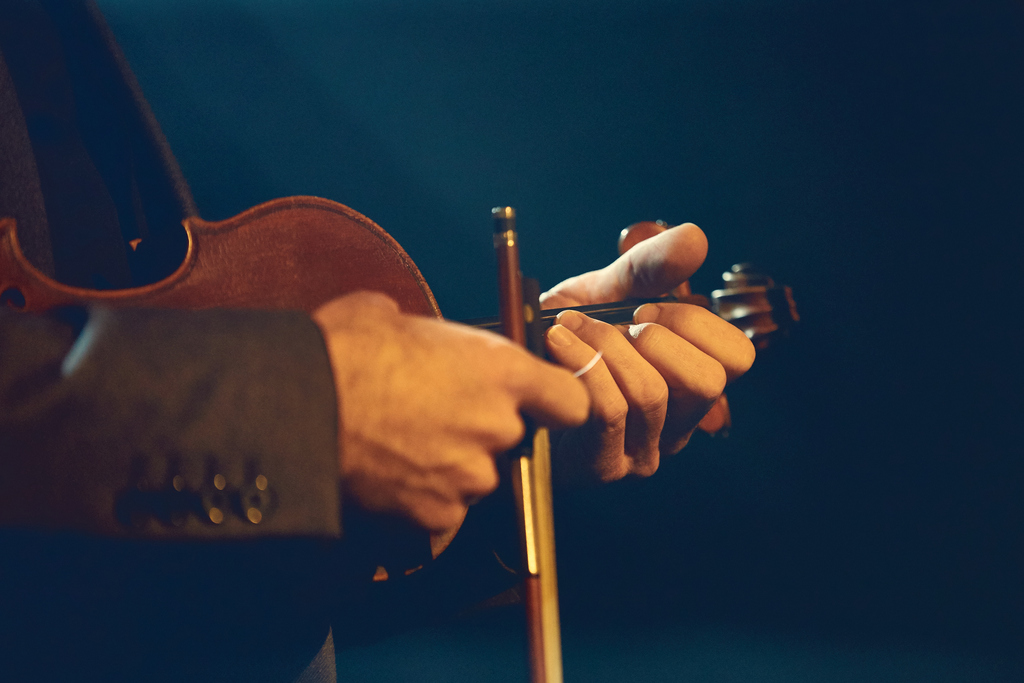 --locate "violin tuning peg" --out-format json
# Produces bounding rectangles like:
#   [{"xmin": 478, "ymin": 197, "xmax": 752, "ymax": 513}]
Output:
[
  {"xmin": 711, "ymin": 264, "xmax": 798, "ymax": 351},
  {"xmin": 618, "ymin": 220, "xmax": 668, "ymax": 255},
  {"xmin": 722, "ymin": 263, "xmax": 776, "ymax": 288}
]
